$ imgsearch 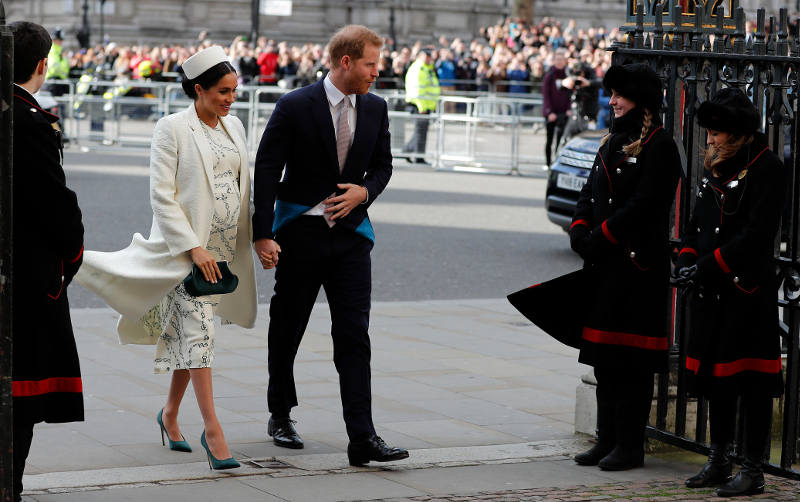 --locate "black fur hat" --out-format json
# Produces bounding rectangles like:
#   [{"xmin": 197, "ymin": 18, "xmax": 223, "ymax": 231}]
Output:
[
  {"xmin": 696, "ymin": 87, "xmax": 761, "ymax": 135},
  {"xmin": 602, "ymin": 63, "xmax": 663, "ymax": 114}
]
